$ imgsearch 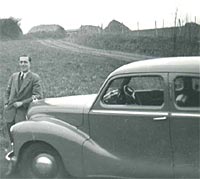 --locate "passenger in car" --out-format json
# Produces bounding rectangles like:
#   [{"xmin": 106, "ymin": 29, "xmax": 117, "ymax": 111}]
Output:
[
  {"xmin": 176, "ymin": 93, "xmax": 188, "ymax": 106},
  {"xmin": 176, "ymin": 77, "xmax": 198, "ymax": 107}
]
